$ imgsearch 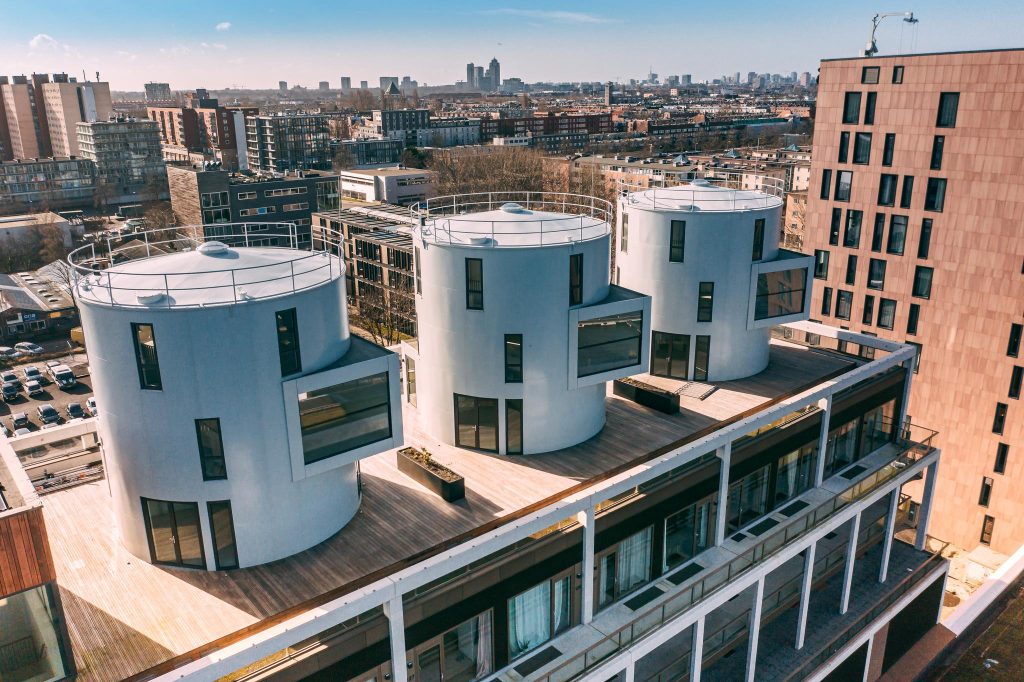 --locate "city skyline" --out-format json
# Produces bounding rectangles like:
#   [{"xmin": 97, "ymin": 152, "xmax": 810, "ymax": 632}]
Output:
[{"xmin": 1, "ymin": 0, "xmax": 1022, "ymax": 90}]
